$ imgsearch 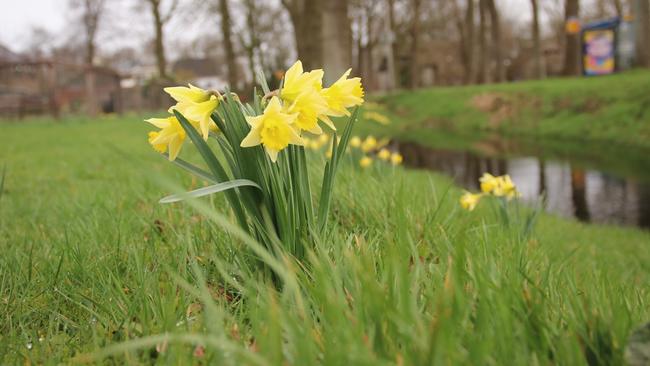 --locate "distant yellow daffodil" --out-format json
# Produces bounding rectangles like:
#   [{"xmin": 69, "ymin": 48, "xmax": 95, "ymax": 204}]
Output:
[
  {"xmin": 377, "ymin": 148, "xmax": 390, "ymax": 161},
  {"xmin": 390, "ymin": 152, "xmax": 403, "ymax": 165},
  {"xmin": 240, "ymin": 96, "xmax": 303, "ymax": 162},
  {"xmin": 321, "ymin": 69, "xmax": 364, "ymax": 117},
  {"xmin": 361, "ymin": 136, "xmax": 377, "ymax": 152},
  {"xmin": 460, "ymin": 191, "xmax": 482, "ymax": 211},
  {"xmin": 145, "ymin": 116, "xmax": 188, "ymax": 161},
  {"xmin": 480, "ymin": 173, "xmax": 520, "ymax": 199},
  {"xmin": 364, "ymin": 111, "xmax": 390, "ymax": 125},
  {"xmin": 479, "ymin": 173, "xmax": 500, "ymax": 195},
  {"xmin": 359, "ymin": 156, "xmax": 373, "ymax": 168},
  {"xmin": 349, "ymin": 136, "xmax": 362, "ymax": 148}
]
